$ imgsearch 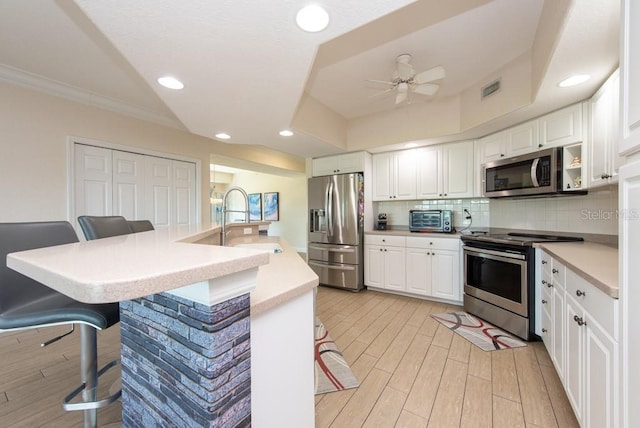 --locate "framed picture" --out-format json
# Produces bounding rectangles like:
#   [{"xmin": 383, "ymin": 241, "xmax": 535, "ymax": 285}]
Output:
[
  {"xmin": 263, "ymin": 192, "xmax": 279, "ymax": 221},
  {"xmin": 248, "ymin": 193, "xmax": 262, "ymax": 221}
]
